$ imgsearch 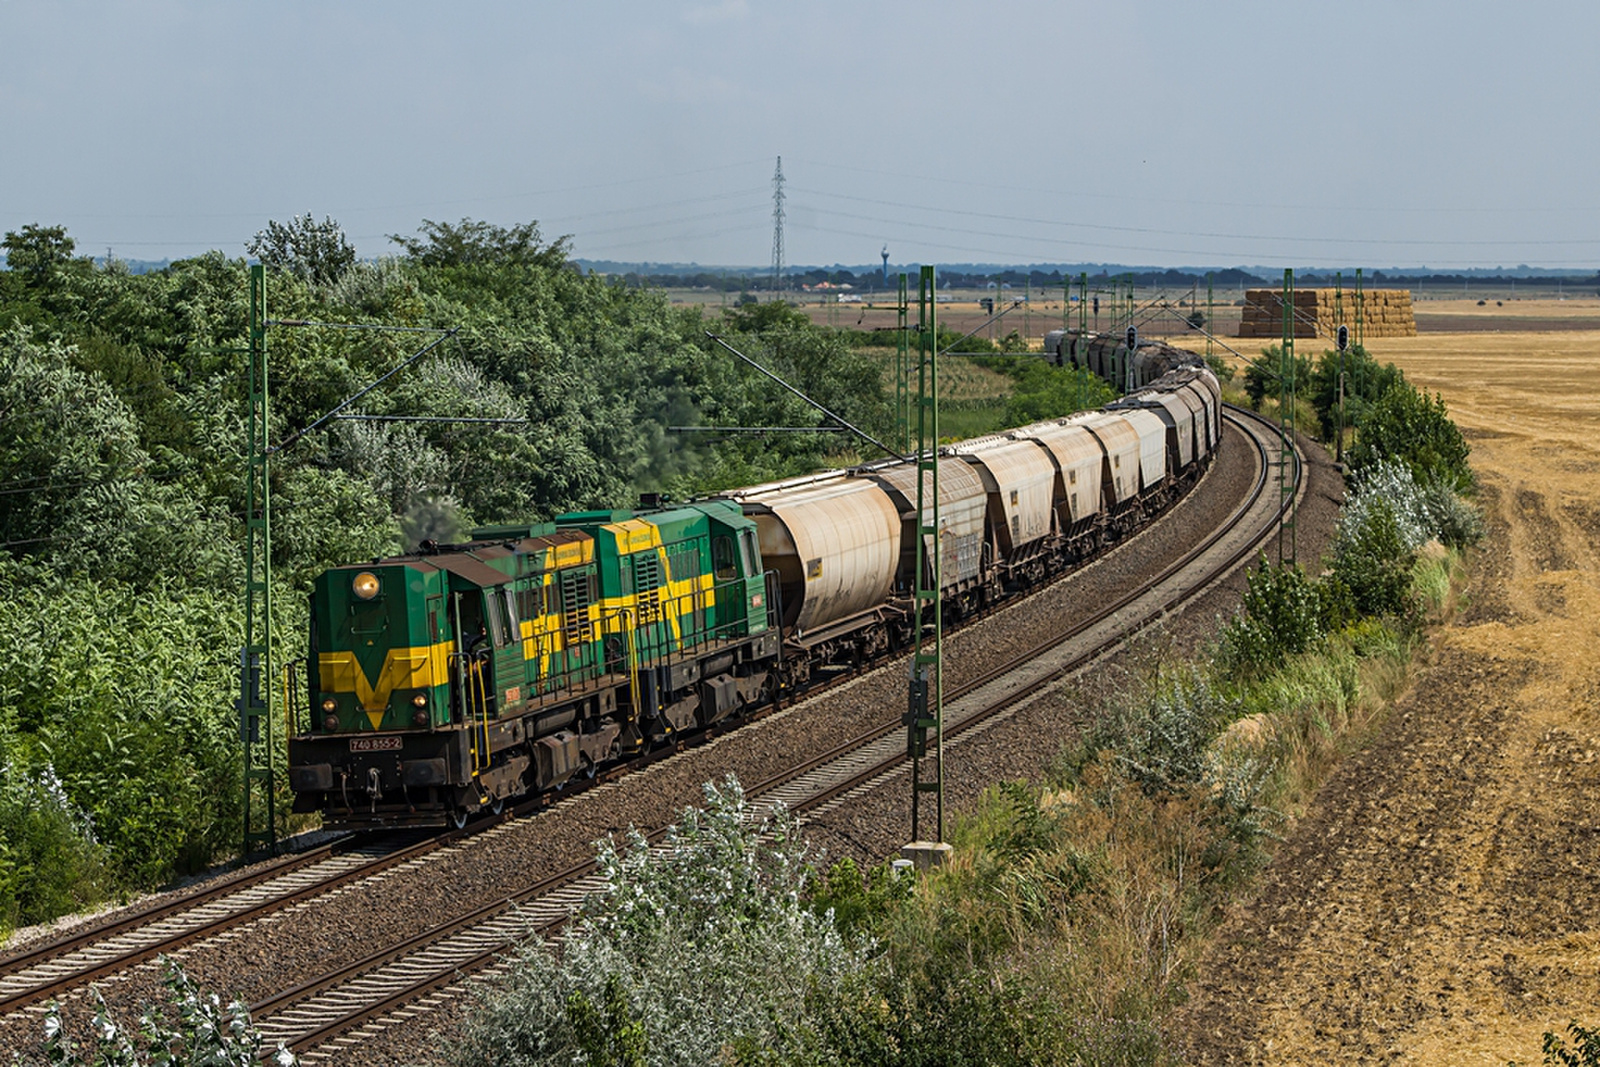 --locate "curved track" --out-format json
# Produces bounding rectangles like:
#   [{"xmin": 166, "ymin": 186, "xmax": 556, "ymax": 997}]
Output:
[
  {"xmin": 0, "ymin": 406, "xmax": 1301, "ymax": 1062},
  {"xmin": 256, "ymin": 406, "xmax": 1301, "ymax": 1062}
]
